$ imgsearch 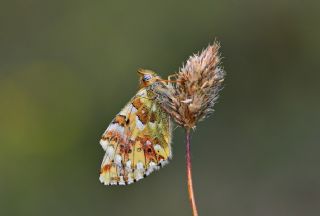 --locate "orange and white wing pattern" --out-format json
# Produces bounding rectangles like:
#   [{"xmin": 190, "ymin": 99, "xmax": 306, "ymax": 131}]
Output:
[{"xmin": 99, "ymin": 88, "xmax": 172, "ymax": 185}]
